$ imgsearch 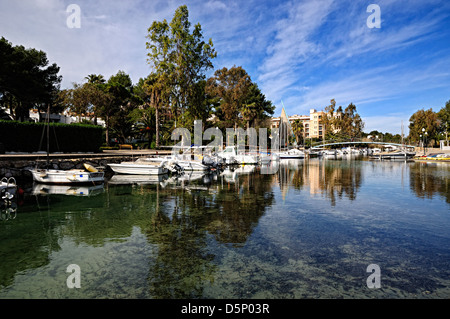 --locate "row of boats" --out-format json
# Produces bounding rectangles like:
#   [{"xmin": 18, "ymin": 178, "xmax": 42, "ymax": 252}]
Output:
[
  {"xmin": 28, "ymin": 146, "xmax": 297, "ymax": 185},
  {"xmin": 25, "ymin": 145, "xmax": 418, "ymax": 186}
]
